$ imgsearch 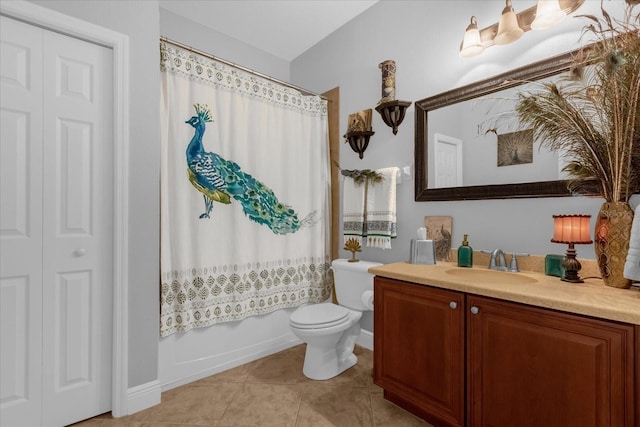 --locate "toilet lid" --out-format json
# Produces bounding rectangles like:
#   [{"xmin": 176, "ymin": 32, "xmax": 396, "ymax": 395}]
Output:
[{"xmin": 290, "ymin": 303, "xmax": 350, "ymax": 329}]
